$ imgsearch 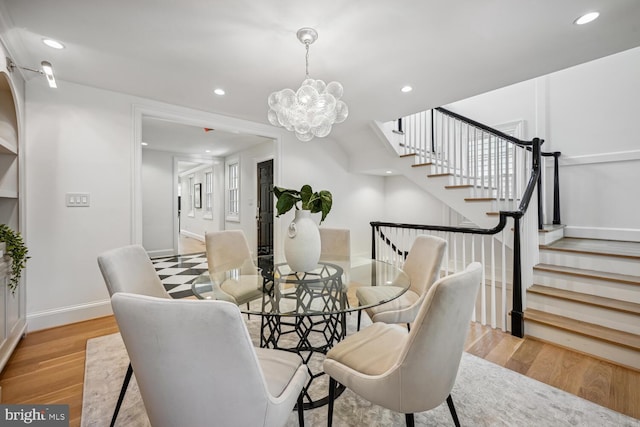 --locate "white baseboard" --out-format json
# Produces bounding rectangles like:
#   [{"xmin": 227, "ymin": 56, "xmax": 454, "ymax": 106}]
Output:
[
  {"xmin": 564, "ymin": 226, "xmax": 640, "ymax": 242},
  {"xmin": 180, "ymin": 230, "xmax": 205, "ymax": 242},
  {"xmin": 147, "ymin": 248, "xmax": 175, "ymax": 258},
  {"xmin": 26, "ymin": 299, "xmax": 113, "ymax": 332}
]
